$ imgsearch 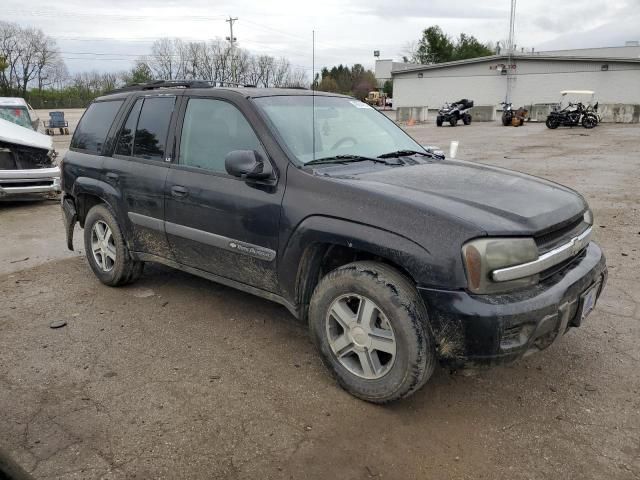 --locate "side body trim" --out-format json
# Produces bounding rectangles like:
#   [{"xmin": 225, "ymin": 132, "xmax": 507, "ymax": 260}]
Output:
[{"xmin": 127, "ymin": 212, "xmax": 276, "ymax": 262}]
